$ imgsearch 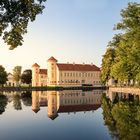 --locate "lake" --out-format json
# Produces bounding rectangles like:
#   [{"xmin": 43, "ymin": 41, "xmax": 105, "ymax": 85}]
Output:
[{"xmin": 0, "ymin": 90, "xmax": 139, "ymax": 140}]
